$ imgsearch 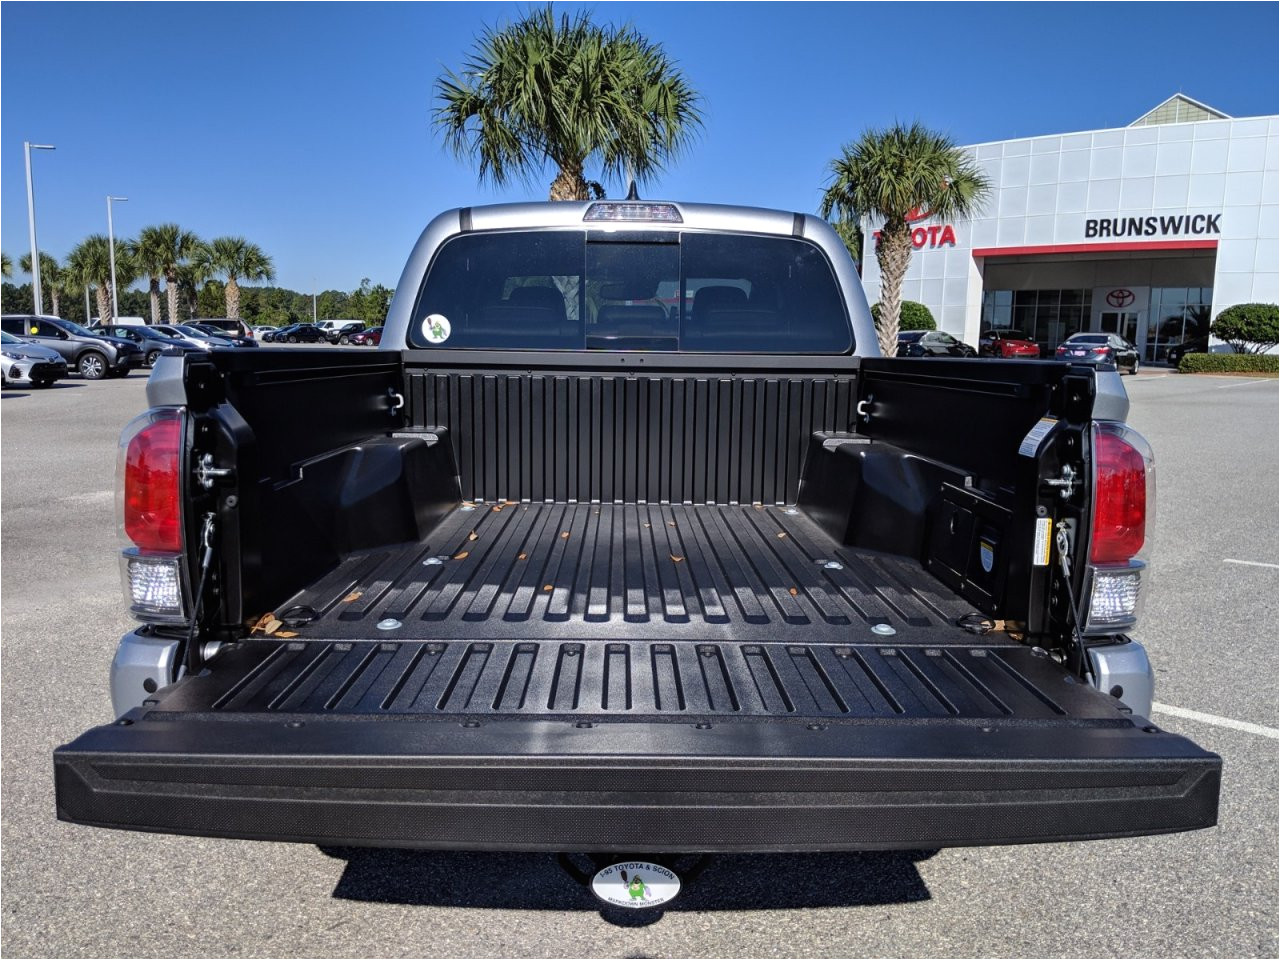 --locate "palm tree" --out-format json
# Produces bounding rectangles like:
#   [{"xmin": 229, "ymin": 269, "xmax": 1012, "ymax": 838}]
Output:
[
  {"xmin": 821, "ymin": 123, "xmax": 990, "ymax": 355},
  {"xmin": 1, "ymin": 253, "xmax": 11, "ymax": 278},
  {"xmin": 20, "ymin": 252, "xmax": 65, "ymax": 316},
  {"xmin": 828, "ymin": 218, "xmax": 862, "ymax": 269},
  {"xmin": 435, "ymin": 7, "xmax": 703, "ymax": 200},
  {"xmin": 66, "ymin": 235, "xmax": 137, "ymax": 323},
  {"xmin": 131, "ymin": 224, "xmax": 200, "ymax": 324},
  {"xmin": 208, "ymin": 237, "xmax": 274, "ymax": 319}
]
